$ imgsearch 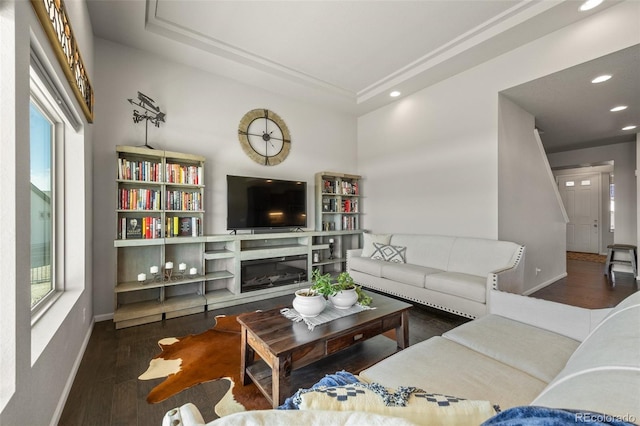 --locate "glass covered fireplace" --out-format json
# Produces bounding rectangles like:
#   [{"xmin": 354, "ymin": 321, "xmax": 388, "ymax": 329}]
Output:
[{"xmin": 241, "ymin": 254, "xmax": 307, "ymax": 293}]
